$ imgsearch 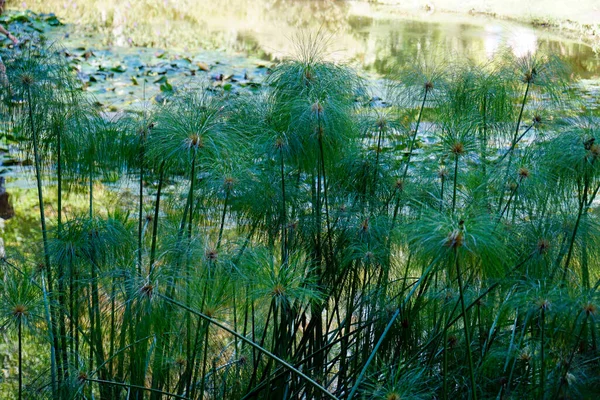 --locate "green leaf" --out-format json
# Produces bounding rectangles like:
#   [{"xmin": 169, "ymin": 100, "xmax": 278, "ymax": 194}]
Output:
[
  {"xmin": 160, "ymin": 80, "xmax": 173, "ymax": 92},
  {"xmin": 111, "ymin": 65, "xmax": 127, "ymax": 73}
]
